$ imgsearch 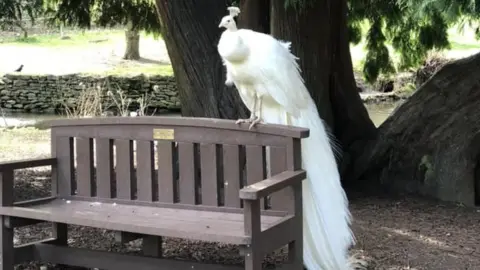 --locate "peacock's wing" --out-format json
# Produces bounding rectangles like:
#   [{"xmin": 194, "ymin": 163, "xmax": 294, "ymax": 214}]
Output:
[
  {"xmin": 243, "ymin": 31, "xmax": 311, "ymax": 116},
  {"xmin": 236, "ymin": 84, "xmax": 256, "ymax": 113}
]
